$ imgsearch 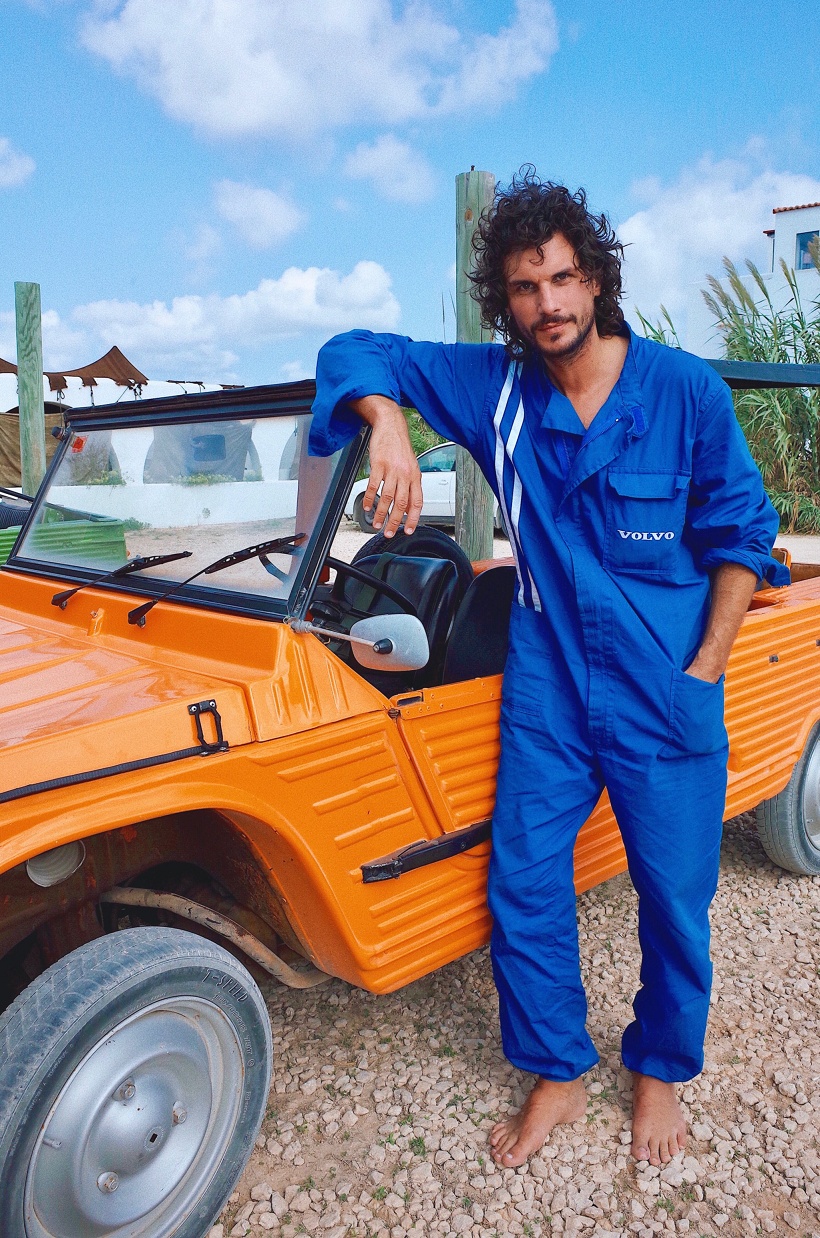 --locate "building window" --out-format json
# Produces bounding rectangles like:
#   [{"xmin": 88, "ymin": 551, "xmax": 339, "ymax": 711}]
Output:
[{"xmin": 796, "ymin": 231, "xmax": 819, "ymax": 270}]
